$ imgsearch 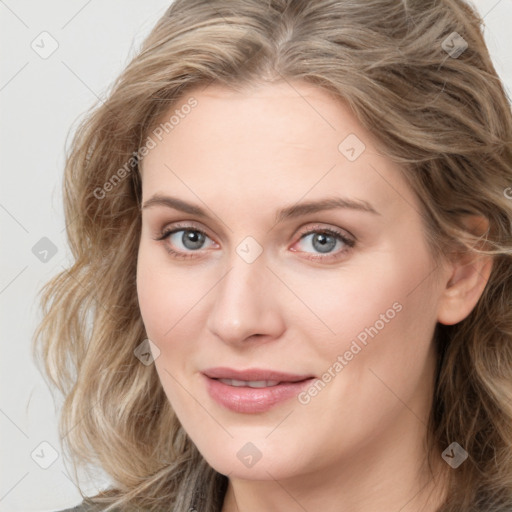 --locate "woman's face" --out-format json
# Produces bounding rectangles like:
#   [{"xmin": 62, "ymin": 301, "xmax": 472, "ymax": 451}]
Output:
[{"xmin": 136, "ymin": 81, "xmax": 449, "ymax": 482}]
